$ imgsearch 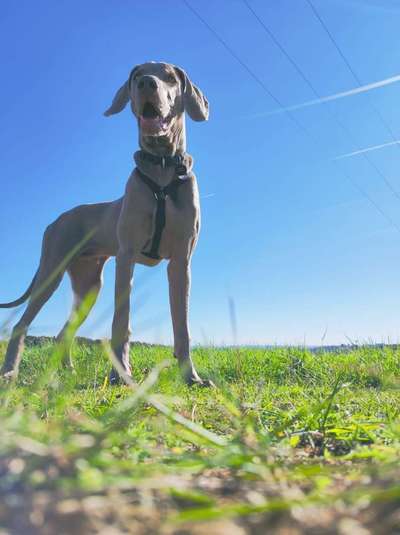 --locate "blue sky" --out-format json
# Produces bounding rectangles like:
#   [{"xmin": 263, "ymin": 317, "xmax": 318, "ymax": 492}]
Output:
[{"xmin": 1, "ymin": 0, "xmax": 400, "ymax": 346}]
